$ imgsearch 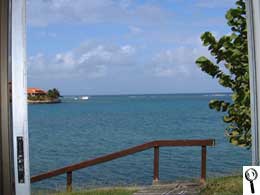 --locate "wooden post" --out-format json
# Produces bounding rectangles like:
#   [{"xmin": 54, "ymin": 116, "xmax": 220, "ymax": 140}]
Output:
[
  {"xmin": 200, "ymin": 146, "xmax": 207, "ymax": 184},
  {"xmin": 66, "ymin": 172, "xmax": 72, "ymax": 192},
  {"xmin": 153, "ymin": 146, "xmax": 159, "ymax": 183}
]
